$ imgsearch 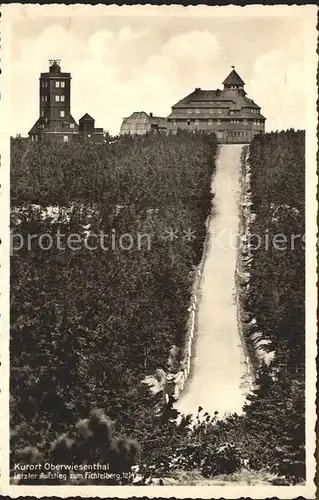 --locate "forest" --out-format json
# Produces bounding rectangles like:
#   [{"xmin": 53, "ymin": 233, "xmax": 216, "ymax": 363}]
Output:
[
  {"xmin": 10, "ymin": 131, "xmax": 218, "ymax": 481},
  {"xmin": 10, "ymin": 129, "xmax": 305, "ymax": 485}
]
